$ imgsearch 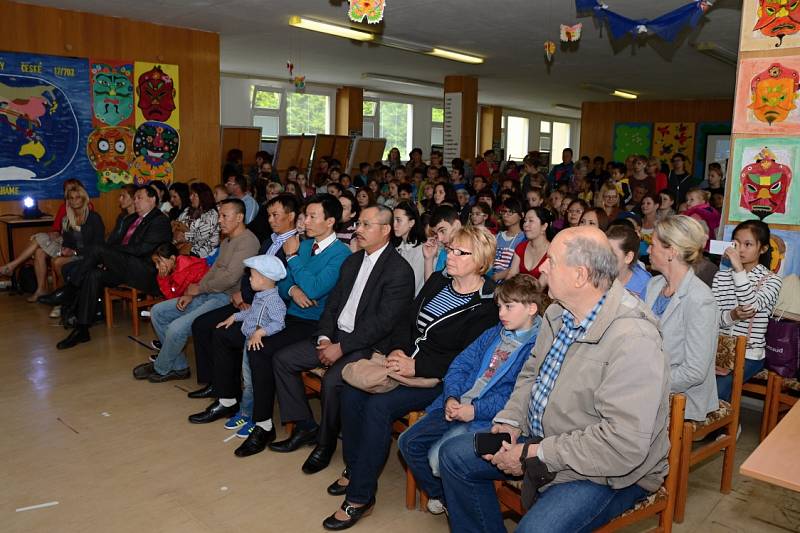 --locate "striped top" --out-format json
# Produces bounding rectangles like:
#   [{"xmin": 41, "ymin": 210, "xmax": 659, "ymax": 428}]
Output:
[
  {"xmin": 417, "ymin": 283, "xmax": 476, "ymax": 333},
  {"xmin": 712, "ymin": 264, "xmax": 782, "ymax": 360}
]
